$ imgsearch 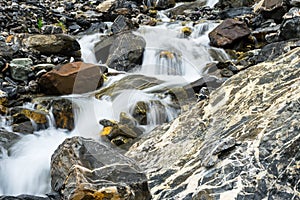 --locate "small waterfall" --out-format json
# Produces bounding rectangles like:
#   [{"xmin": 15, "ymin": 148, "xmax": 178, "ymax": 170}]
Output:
[
  {"xmin": 0, "ymin": 129, "xmax": 70, "ymax": 196},
  {"xmin": 78, "ymin": 33, "xmax": 104, "ymax": 64},
  {"xmin": 206, "ymin": 0, "xmax": 219, "ymax": 7}
]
